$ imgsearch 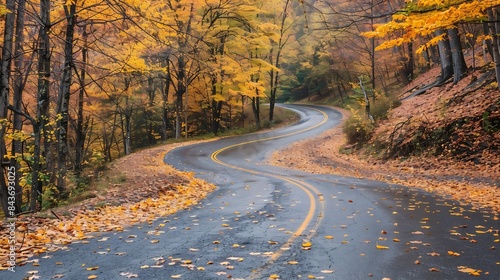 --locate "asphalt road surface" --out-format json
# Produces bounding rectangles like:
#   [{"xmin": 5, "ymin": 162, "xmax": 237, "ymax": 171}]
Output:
[{"xmin": 5, "ymin": 104, "xmax": 499, "ymax": 280}]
